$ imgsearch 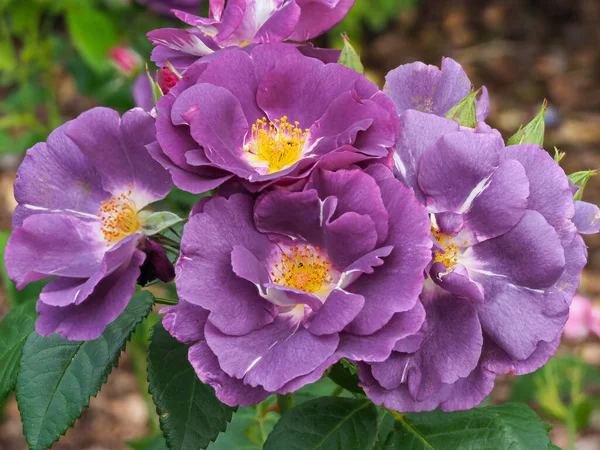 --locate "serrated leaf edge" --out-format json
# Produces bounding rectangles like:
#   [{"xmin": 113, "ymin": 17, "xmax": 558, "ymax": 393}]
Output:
[
  {"xmin": 146, "ymin": 323, "xmax": 235, "ymax": 450},
  {"xmin": 16, "ymin": 295, "xmax": 153, "ymax": 450}
]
